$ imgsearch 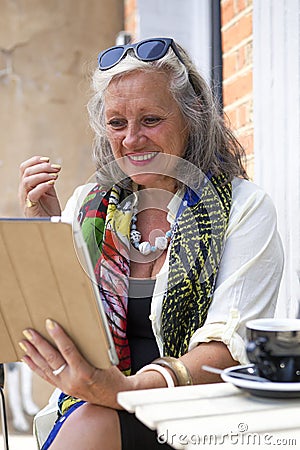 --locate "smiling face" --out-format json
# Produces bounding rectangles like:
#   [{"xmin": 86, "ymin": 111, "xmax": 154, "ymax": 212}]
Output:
[{"xmin": 104, "ymin": 70, "xmax": 189, "ymax": 192}]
